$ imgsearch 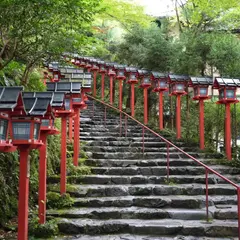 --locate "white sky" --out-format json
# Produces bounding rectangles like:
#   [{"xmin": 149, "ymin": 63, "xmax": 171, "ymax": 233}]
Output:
[{"xmin": 133, "ymin": 0, "xmax": 185, "ymax": 16}]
